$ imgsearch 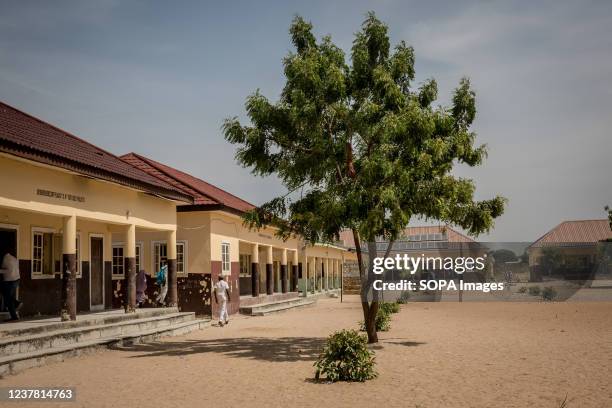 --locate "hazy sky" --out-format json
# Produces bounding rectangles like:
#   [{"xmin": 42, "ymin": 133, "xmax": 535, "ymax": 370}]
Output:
[{"xmin": 1, "ymin": 0, "xmax": 610, "ymax": 241}]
